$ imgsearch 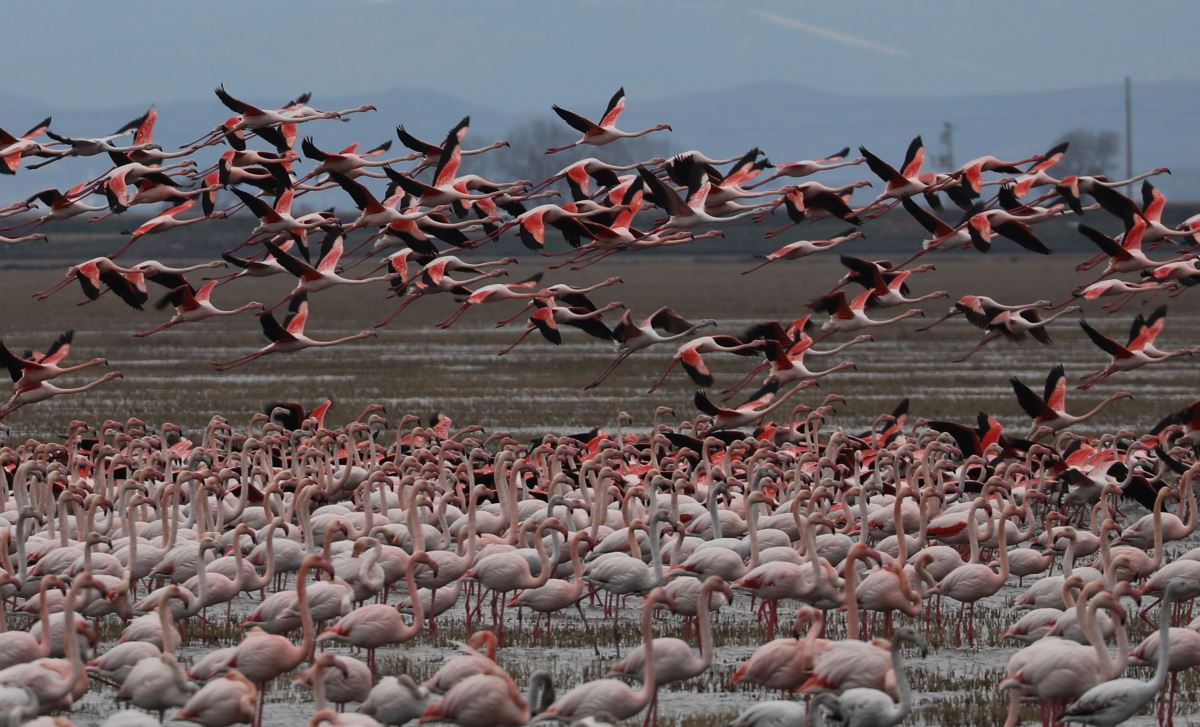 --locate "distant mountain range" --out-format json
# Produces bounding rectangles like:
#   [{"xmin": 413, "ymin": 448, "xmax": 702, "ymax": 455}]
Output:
[{"xmin": 2, "ymin": 79, "xmax": 1199, "ymax": 202}]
